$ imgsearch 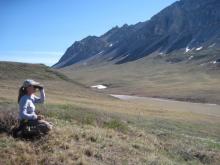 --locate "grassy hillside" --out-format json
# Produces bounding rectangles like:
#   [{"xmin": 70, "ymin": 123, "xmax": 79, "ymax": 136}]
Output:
[
  {"xmin": 0, "ymin": 61, "xmax": 112, "ymax": 104},
  {"xmin": 59, "ymin": 51, "xmax": 220, "ymax": 104},
  {"xmin": 0, "ymin": 62, "xmax": 220, "ymax": 164}
]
